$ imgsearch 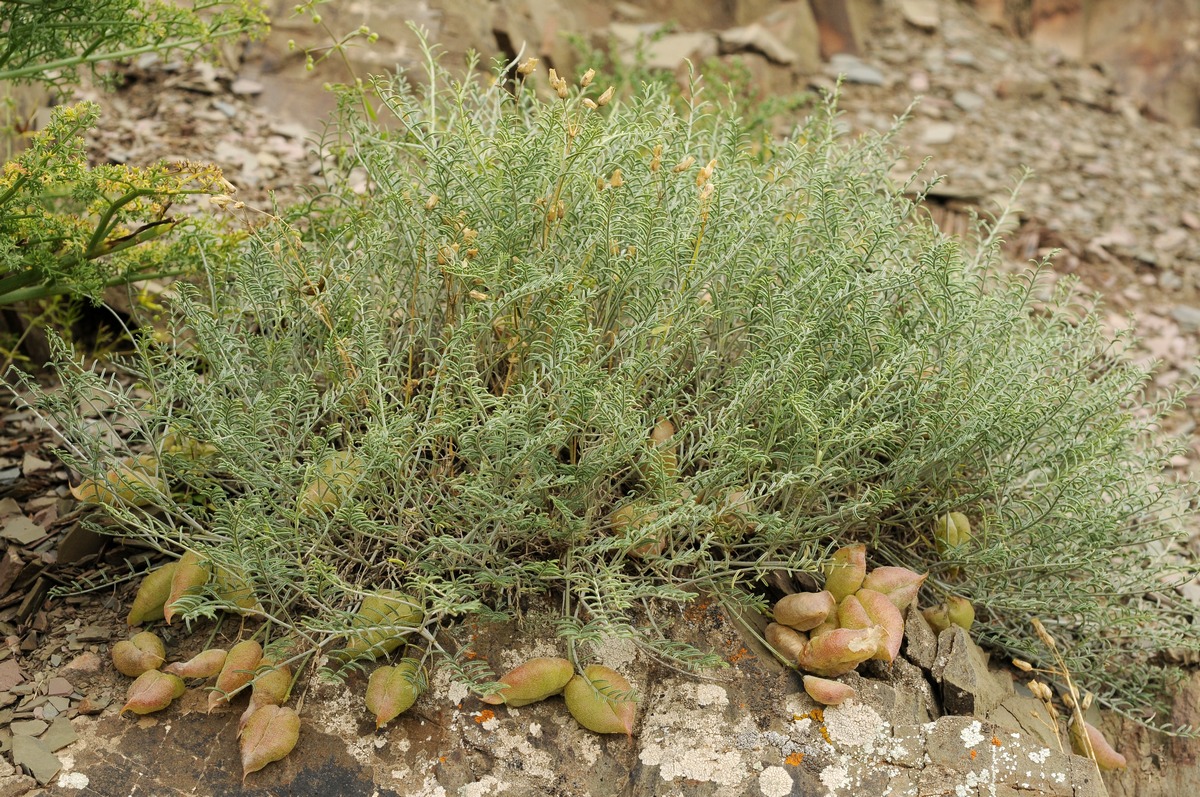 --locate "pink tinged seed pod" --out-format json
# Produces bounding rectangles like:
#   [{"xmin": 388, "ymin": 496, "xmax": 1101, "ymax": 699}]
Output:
[
  {"xmin": 121, "ymin": 670, "xmax": 185, "ymax": 715},
  {"xmin": 765, "ymin": 623, "xmax": 808, "ymax": 664},
  {"xmin": 165, "ymin": 550, "xmax": 210, "ymax": 624},
  {"xmin": 773, "ymin": 591, "xmax": 837, "ymax": 632},
  {"xmin": 923, "ymin": 604, "xmax": 951, "ymax": 634},
  {"xmin": 239, "ymin": 660, "xmax": 293, "ymax": 735},
  {"xmin": 856, "ymin": 588, "xmax": 904, "ymax": 663},
  {"xmin": 824, "ymin": 545, "xmax": 867, "ymax": 601},
  {"xmin": 480, "ymin": 657, "xmax": 574, "ymax": 707},
  {"xmin": 163, "ymin": 648, "xmax": 227, "ymax": 679},
  {"xmin": 837, "ymin": 595, "xmax": 872, "ymax": 630},
  {"xmin": 802, "ymin": 675, "xmax": 856, "ymax": 706},
  {"xmin": 209, "ymin": 639, "xmax": 263, "ymax": 713},
  {"xmin": 1076, "ymin": 719, "xmax": 1128, "ymax": 771},
  {"xmin": 112, "ymin": 632, "xmax": 166, "ymax": 677},
  {"xmin": 810, "ymin": 618, "xmax": 839, "ymax": 639},
  {"xmin": 860, "ymin": 566, "xmax": 927, "ymax": 611},
  {"xmin": 946, "ymin": 596, "xmax": 975, "ymax": 631},
  {"xmin": 241, "ymin": 705, "xmax": 301, "ymax": 783},
  {"xmin": 365, "ymin": 661, "xmax": 423, "ymax": 729},
  {"xmin": 796, "ymin": 626, "xmax": 883, "ymax": 677}
]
